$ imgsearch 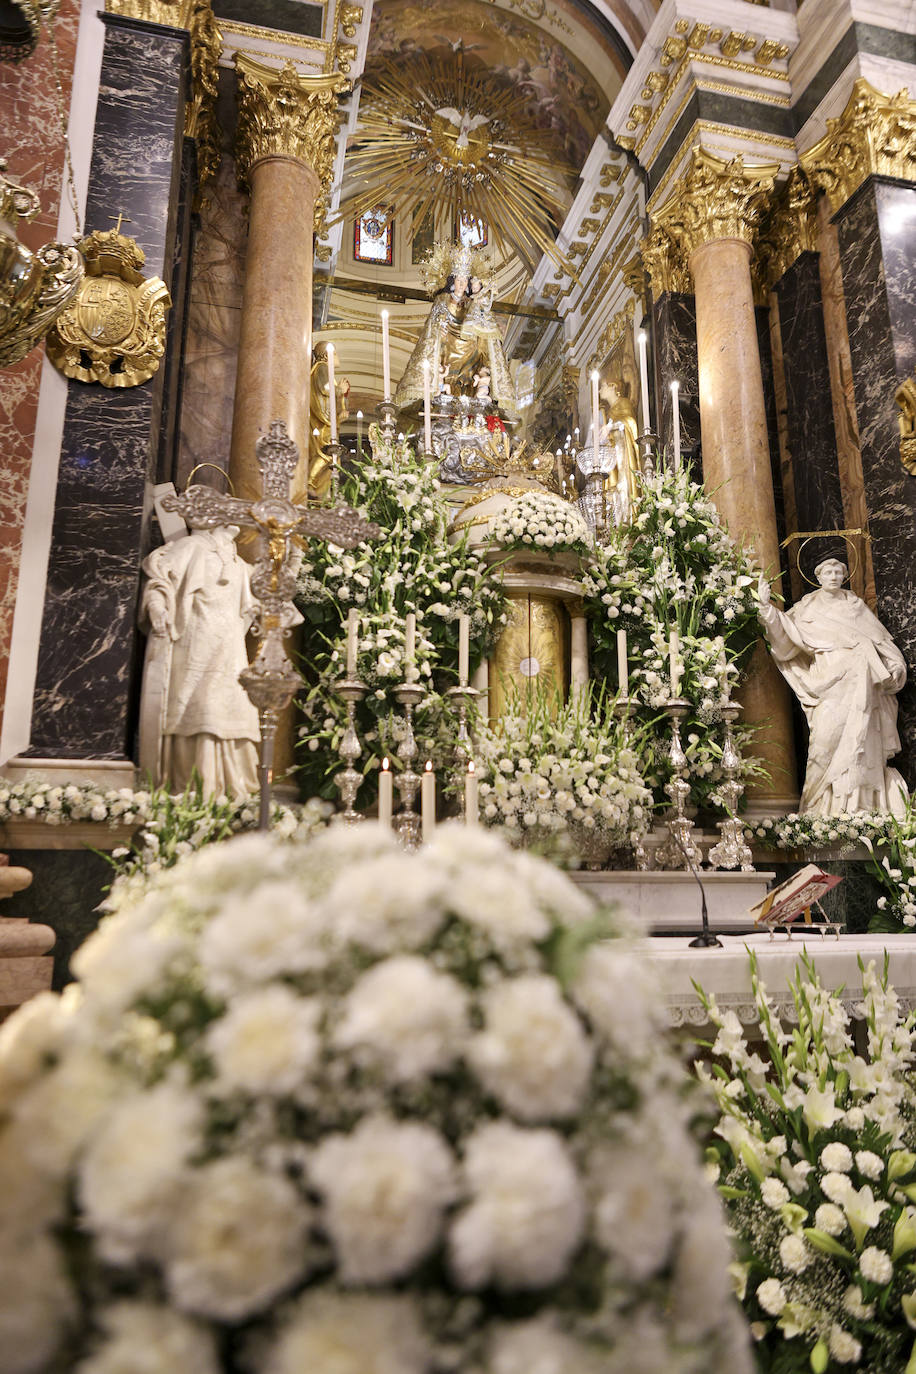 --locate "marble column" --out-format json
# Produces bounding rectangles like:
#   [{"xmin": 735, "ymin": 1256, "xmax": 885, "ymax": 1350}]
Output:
[
  {"xmin": 802, "ymin": 81, "xmax": 916, "ymax": 781},
  {"xmin": 27, "ymin": 13, "xmax": 191, "ymax": 759},
  {"xmin": 652, "ymin": 148, "xmax": 798, "ymax": 806},
  {"xmin": 231, "ymin": 57, "xmax": 346, "ymax": 499}
]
